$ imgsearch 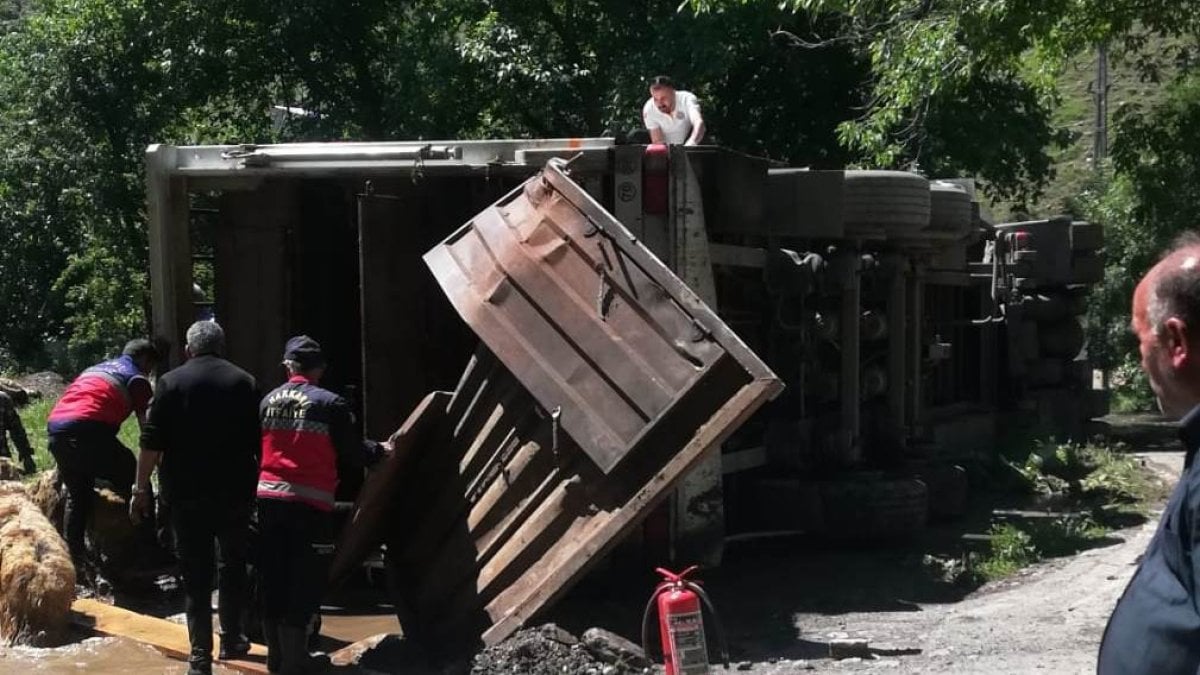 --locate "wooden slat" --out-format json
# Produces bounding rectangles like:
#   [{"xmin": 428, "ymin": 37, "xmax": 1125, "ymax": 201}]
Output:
[
  {"xmin": 482, "ymin": 380, "xmax": 778, "ymax": 644},
  {"xmin": 71, "ymin": 599, "xmax": 268, "ymax": 674},
  {"xmin": 330, "ymin": 390, "xmax": 450, "ymax": 585}
]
